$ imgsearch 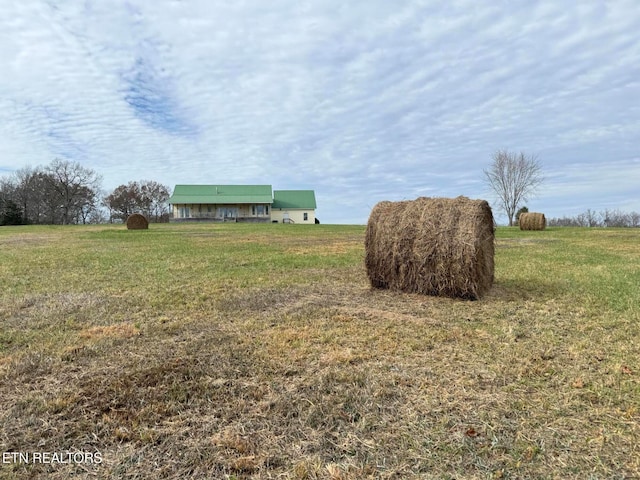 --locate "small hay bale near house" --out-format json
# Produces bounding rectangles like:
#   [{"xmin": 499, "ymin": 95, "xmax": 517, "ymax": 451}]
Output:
[
  {"xmin": 365, "ymin": 196, "xmax": 495, "ymax": 300},
  {"xmin": 126, "ymin": 213, "xmax": 149, "ymax": 230},
  {"xmin": 519, "ymin": 212, "xmax": 546, "ymax": 231}
]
